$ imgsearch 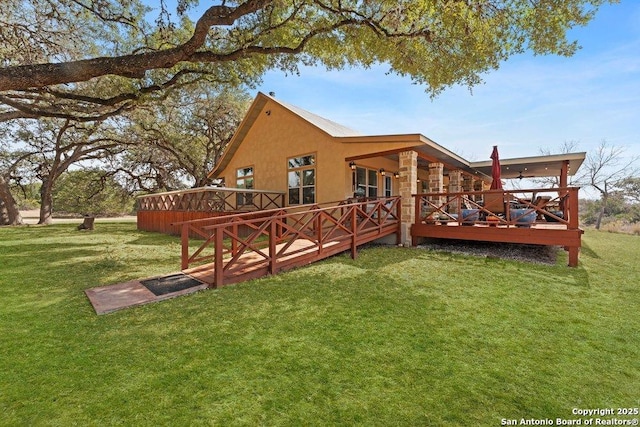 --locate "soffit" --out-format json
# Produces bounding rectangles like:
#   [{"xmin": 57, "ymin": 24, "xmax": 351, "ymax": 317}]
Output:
[{"xmin": 470, "ymin": 152, "xmax": 586, "ymax": 179}]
